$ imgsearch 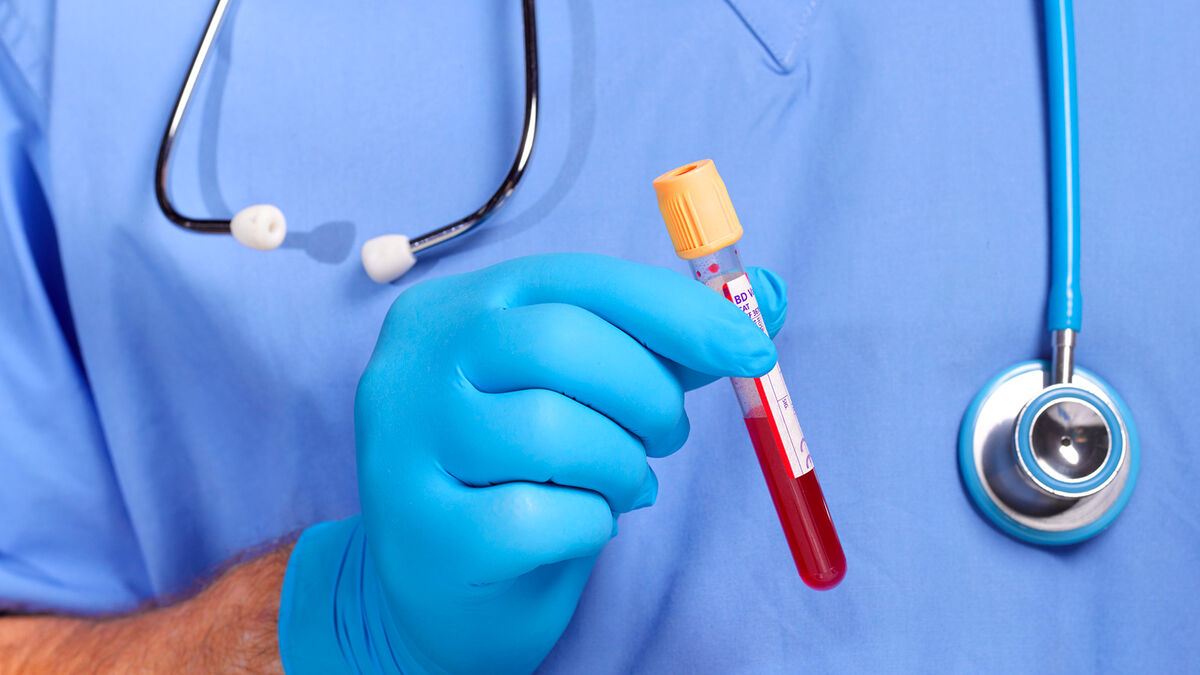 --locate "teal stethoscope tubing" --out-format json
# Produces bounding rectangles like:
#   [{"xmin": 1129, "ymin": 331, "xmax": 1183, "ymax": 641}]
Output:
[{"xmin": 1046, "ymin": 0, "xmax": 1081, "ymax": 332}]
